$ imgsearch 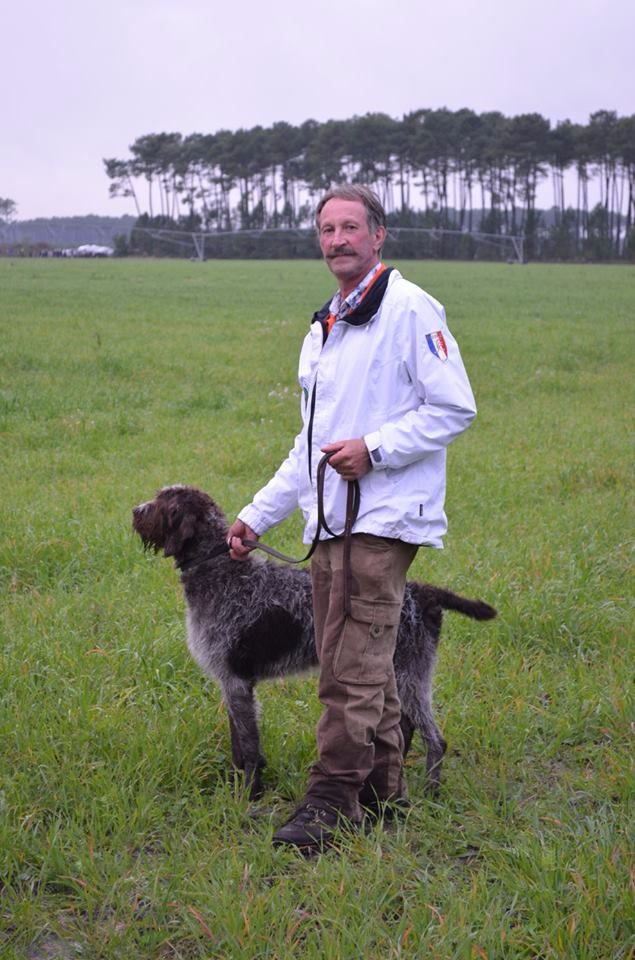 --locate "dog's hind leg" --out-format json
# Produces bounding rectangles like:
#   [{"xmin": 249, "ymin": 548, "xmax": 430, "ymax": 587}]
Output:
[
  {"xmin": 421, "ymin": 709, "xmax": 447, "ymax": 796},
  {"xmin": 399, "ymin": 713, "xmax": 416, "ymax": 760},
  {"xmin": 398, "ymin": 676, "xmax": 446, "ymax": 796},
  {"xmin": 221, "ymin": 678, "xmax": 266, "ymax": 799},
  {"xmin": 402, "ymin": 705, "xmax": 446, "ymax": 795}
]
